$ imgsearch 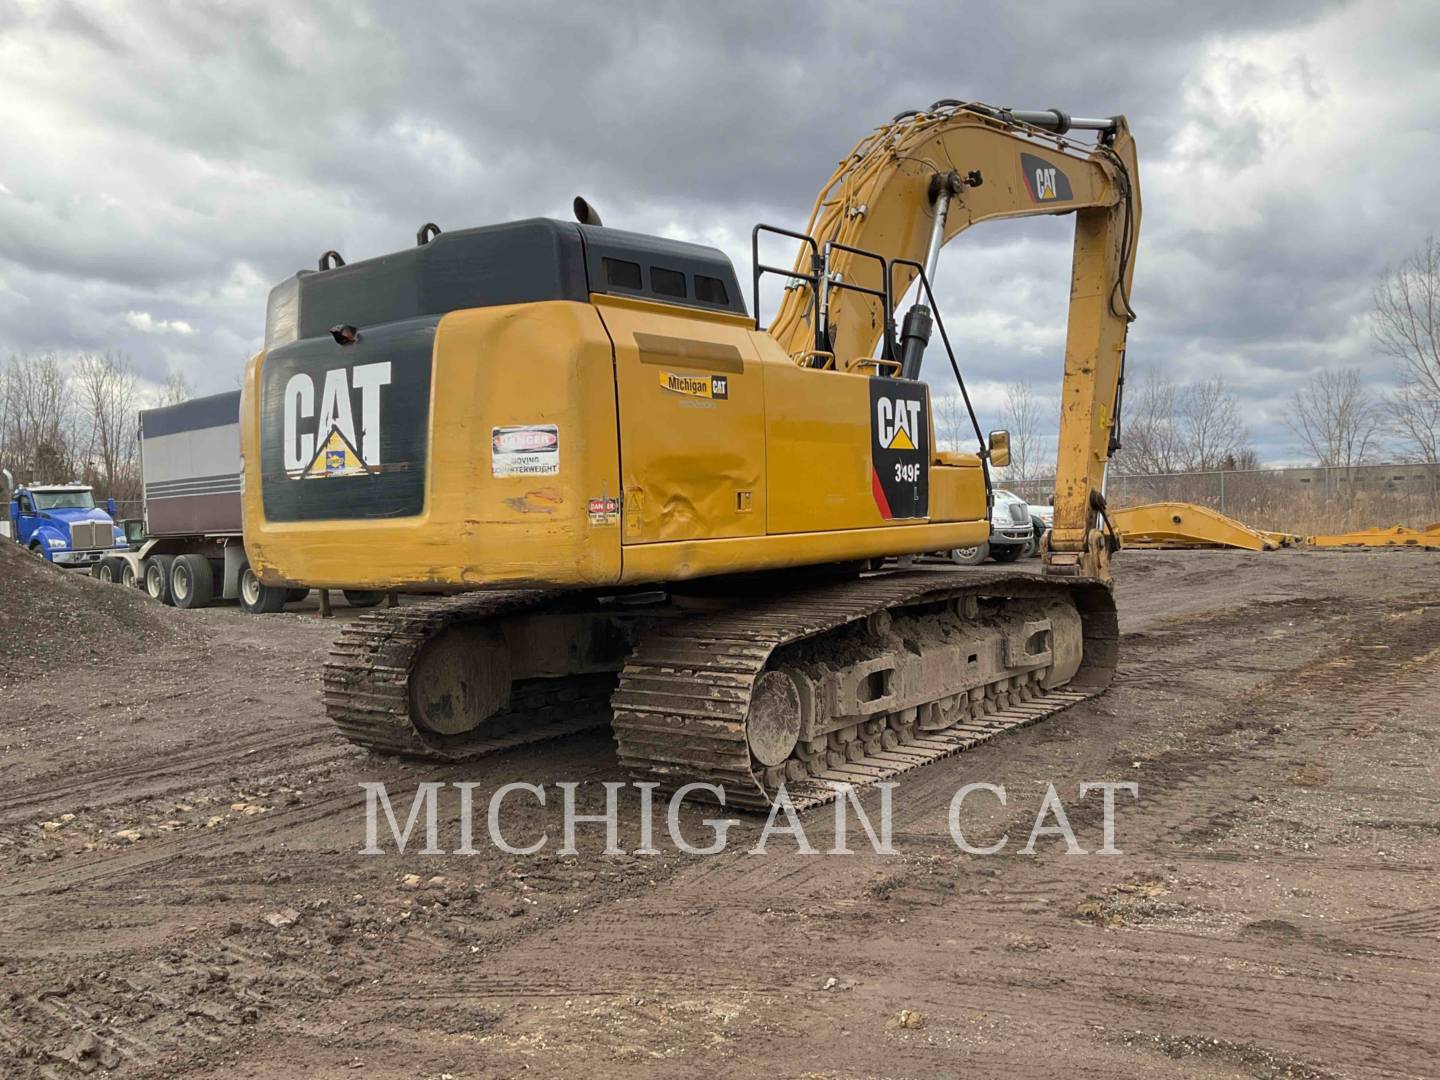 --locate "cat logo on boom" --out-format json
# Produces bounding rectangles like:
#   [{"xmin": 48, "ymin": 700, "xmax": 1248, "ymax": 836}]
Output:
[
  {"xmin": 1020, "ymin": 152, "xmax": 1074, "ymax": 203},
  {"xmin": 1034, "ymin": 166, "xmax": 1058, "ymax": 199}
]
